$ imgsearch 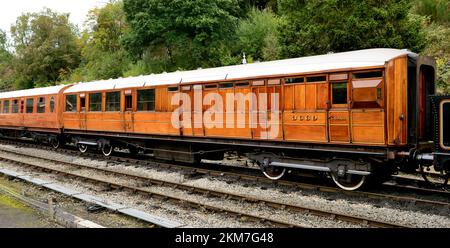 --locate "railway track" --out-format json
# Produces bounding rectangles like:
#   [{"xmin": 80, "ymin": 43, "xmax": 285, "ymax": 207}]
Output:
[
  {"xmin": 1, "ymin": 138, "xmax": 449, "ymax": 211},
  {"xmin": 0, "ymin": 146, "xmax": 407, "ymax": 228}
]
